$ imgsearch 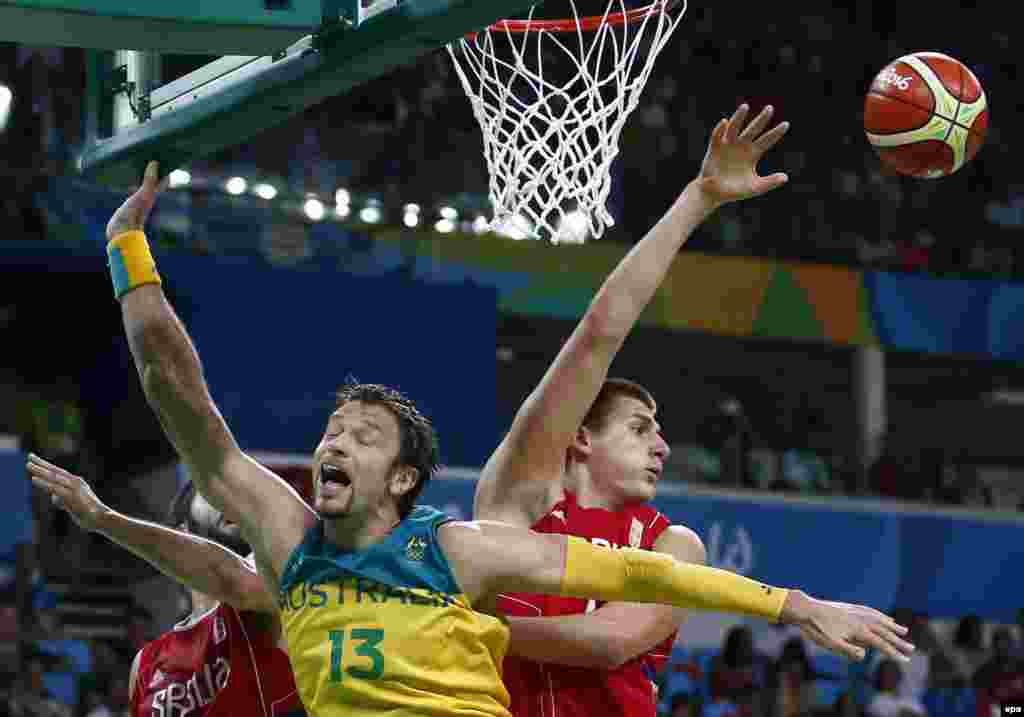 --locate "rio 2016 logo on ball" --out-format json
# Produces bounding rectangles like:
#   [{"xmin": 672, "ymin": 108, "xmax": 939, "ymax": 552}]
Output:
[{"xmin": 864, "ymin": 52, "xmax": 988, "ymax": 178}]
